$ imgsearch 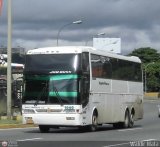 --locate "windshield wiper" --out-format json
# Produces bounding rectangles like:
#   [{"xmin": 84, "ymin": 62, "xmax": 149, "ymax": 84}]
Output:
[
  {"xmin": 52, "ymin": 86, "xmax": 63, "ymax": 106},
  {"xmin": 34, "ymin": 81, "xmax": 48, "ymax": 106}
]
